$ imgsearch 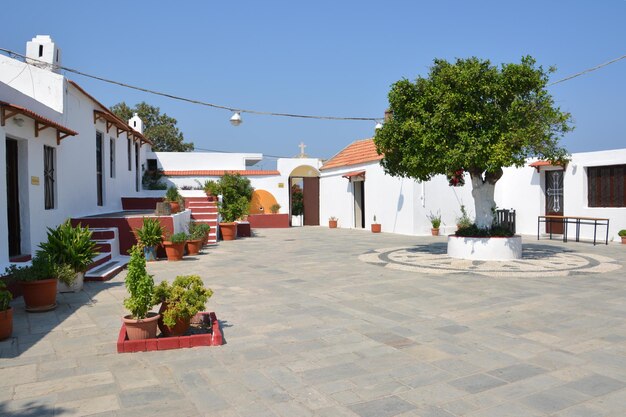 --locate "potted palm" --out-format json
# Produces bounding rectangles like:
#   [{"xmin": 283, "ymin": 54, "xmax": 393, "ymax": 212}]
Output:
[
  {"xmin": 0, "ymin": 282, "xmax": 13, "ymax": 341},
  {"xmin": 162, "ymin": 232, "xmax": 188, "ymax": 261},
  {"xmin": 123, "ymin": 245, "xmax": 159, "ymax": 340},
  {"xmin": 134, "ymin": 217, "xmax": 164, "ymax": 261},
  {"xmin": 186, "ymin": 222, "xmax": 204, "ymax": 255},
  {"xmin": 213, "ymin": 173, "xmax": 254, "ymax": 241},
  {"xmin": 619, "ymin": 229, "xmax": 626, "ymax": 244},
  {"xmin": 37, "ymin": 220, "xmax": 98, "ymax": 292},
  {"xmin": 270, "ymin": 203, "xmax": 281, "ymax": 214},
  {"xmin": 371, "ymin": 215, "xmax": 381, "ymax": 233},
  {"xmin": 328, "ymin": 217, "xmax": 338, "ymax": 228},
  {"xmin": 428, "ymin": 211, "xmax": 442, "ymax": 236},
  {"xmin": 165, "ymin": 186, "xmax": 183, "ymax": 214},
  {"xmin": 203, "ymin": 180, "xmax": 220, "ymax": 202},
  {"xmin": 153, "ymin": 275, "xmax": 213, "ymax": 337},
  {"xmin": 5, "ymin": 254, "xmax": 75, "ymax": 312}
]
